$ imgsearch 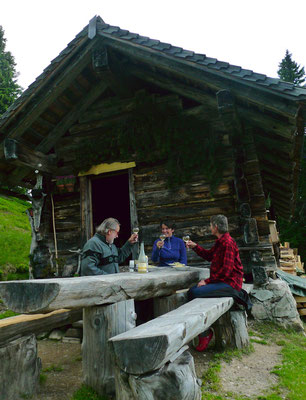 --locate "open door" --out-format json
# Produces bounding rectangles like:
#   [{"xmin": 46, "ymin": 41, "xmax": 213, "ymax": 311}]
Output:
[{"xmin": 91, "ymin": 172, "xmax": 131, "ymax": 247}]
